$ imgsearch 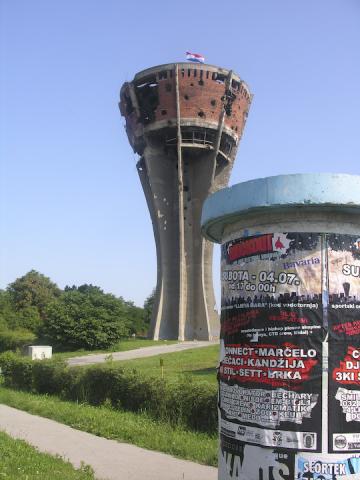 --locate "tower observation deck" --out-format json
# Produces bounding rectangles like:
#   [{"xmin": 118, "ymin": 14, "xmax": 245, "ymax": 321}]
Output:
[{"xmin": 120, "ymin": 63, "xmax": 252, "ymax": 340}]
